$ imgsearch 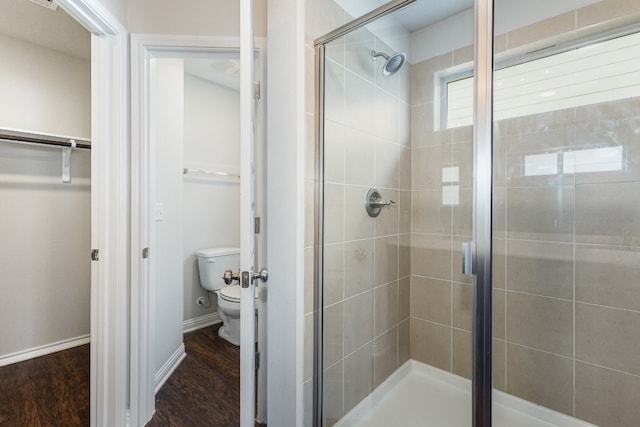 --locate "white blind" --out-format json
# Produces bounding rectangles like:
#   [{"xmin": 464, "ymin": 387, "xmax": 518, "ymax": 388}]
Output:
[{"xmin": 446, "ymin": 31, "xmax": 640, "ymax": 129}]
